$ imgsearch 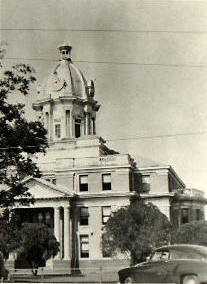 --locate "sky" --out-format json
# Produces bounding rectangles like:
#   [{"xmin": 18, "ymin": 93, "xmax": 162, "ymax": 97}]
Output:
[{"xmin": 1, "ymin": 0, "xmax": 207, "ymax": 192}]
